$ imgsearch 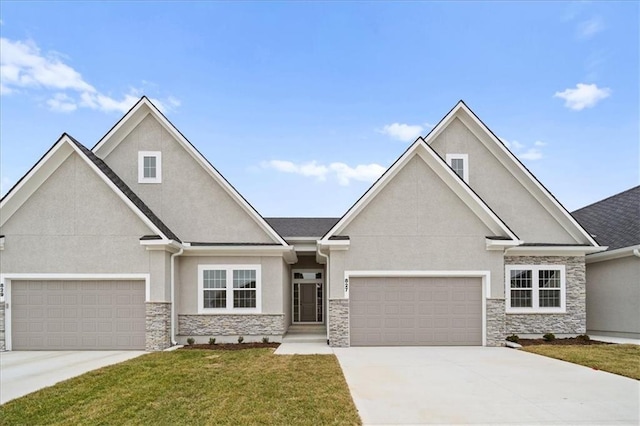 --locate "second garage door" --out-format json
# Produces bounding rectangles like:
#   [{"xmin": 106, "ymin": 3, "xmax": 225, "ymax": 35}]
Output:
[
  {"xmin": 11, "ymin": 280, "xmax": 146, "ymax": 350},
  {"xmin": 350, "ymin": 277, "xmax": 482, "ymax": 346}
]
